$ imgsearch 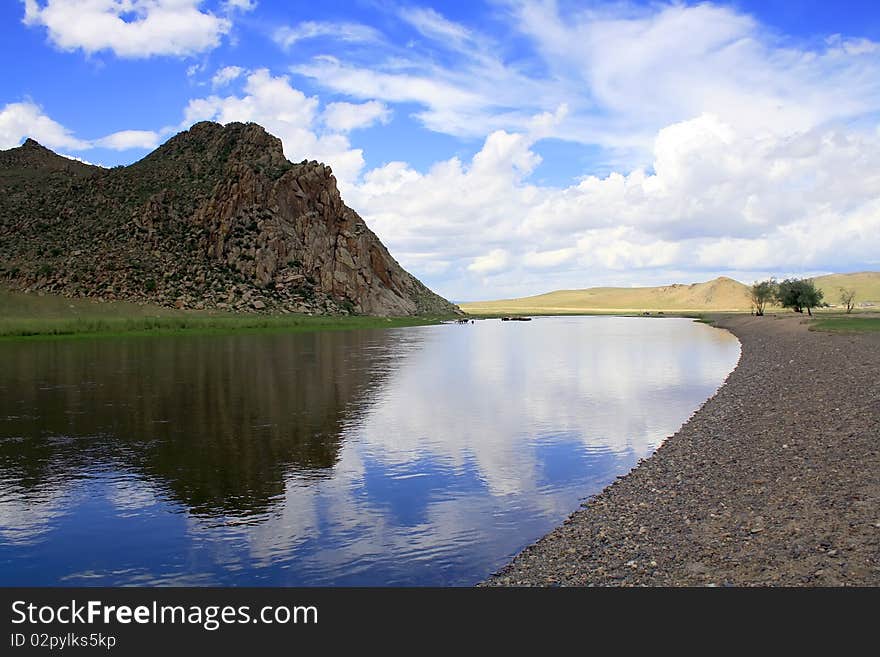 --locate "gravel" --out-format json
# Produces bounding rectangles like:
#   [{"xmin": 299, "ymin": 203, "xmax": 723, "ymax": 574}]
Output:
[{"xmin": 482, "ymin": 314, "xmax": 880, "ymax": 586}]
